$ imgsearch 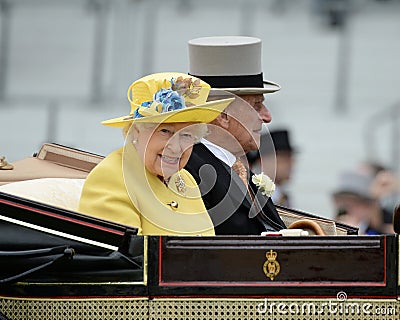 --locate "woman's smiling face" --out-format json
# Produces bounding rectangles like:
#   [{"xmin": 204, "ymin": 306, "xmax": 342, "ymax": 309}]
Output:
[{"xmin": 133, "ymin": 122, "xmax": 198, "ymax": 180}]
